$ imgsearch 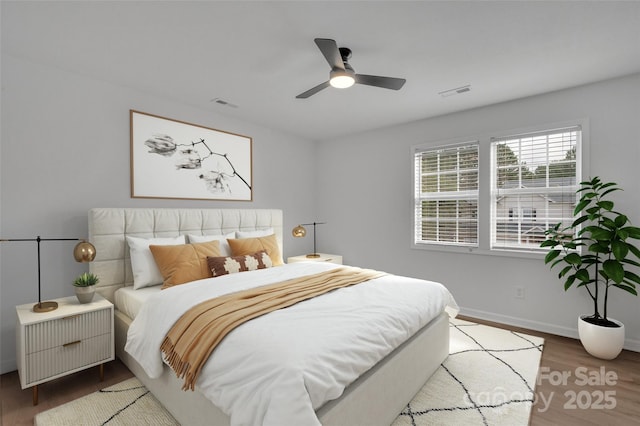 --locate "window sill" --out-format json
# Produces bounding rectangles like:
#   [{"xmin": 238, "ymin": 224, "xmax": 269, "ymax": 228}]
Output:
[{"xmin": 411, "ymin": 242, "xmax": 546, "ymax": 260}]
